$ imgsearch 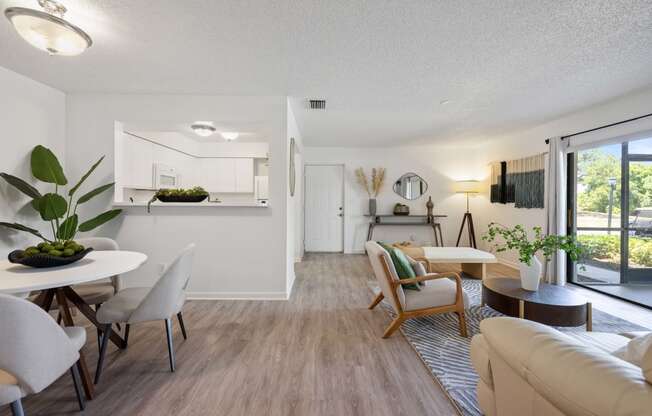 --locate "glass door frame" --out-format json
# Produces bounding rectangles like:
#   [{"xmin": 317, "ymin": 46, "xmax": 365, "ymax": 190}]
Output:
[
  {"xmin": 626, "ymin": 144, "xmax": 652, "ymax": 282},
  {"xmin": 567, "ymin": 140, "xmax": 652, "ymax": 287}
]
